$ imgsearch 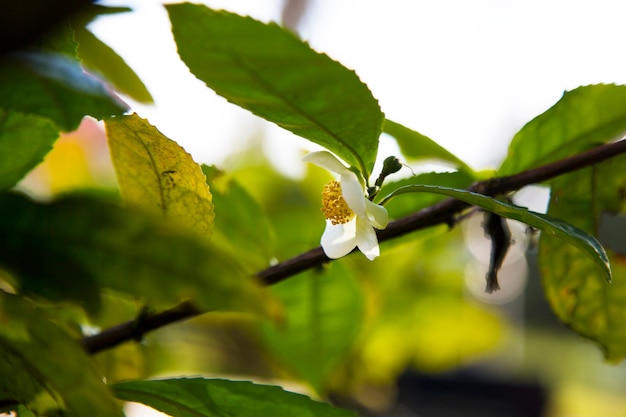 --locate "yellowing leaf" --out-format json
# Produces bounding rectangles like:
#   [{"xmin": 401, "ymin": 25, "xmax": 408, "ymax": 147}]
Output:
[
  {"xmin": 540, "ymin": 153, "xmax": 626, "ymax": 361},
  {"xmin": 105, "ymin": 114, "xmax": 214, "ymax": 237}
]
